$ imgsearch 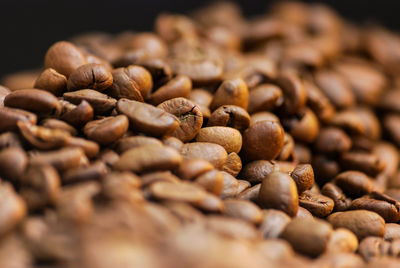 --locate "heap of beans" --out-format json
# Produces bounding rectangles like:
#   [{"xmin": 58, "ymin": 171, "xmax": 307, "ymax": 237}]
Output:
[{"xmin": 2, "ymin": 1, "xmax": 400, "ymax": 267}]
